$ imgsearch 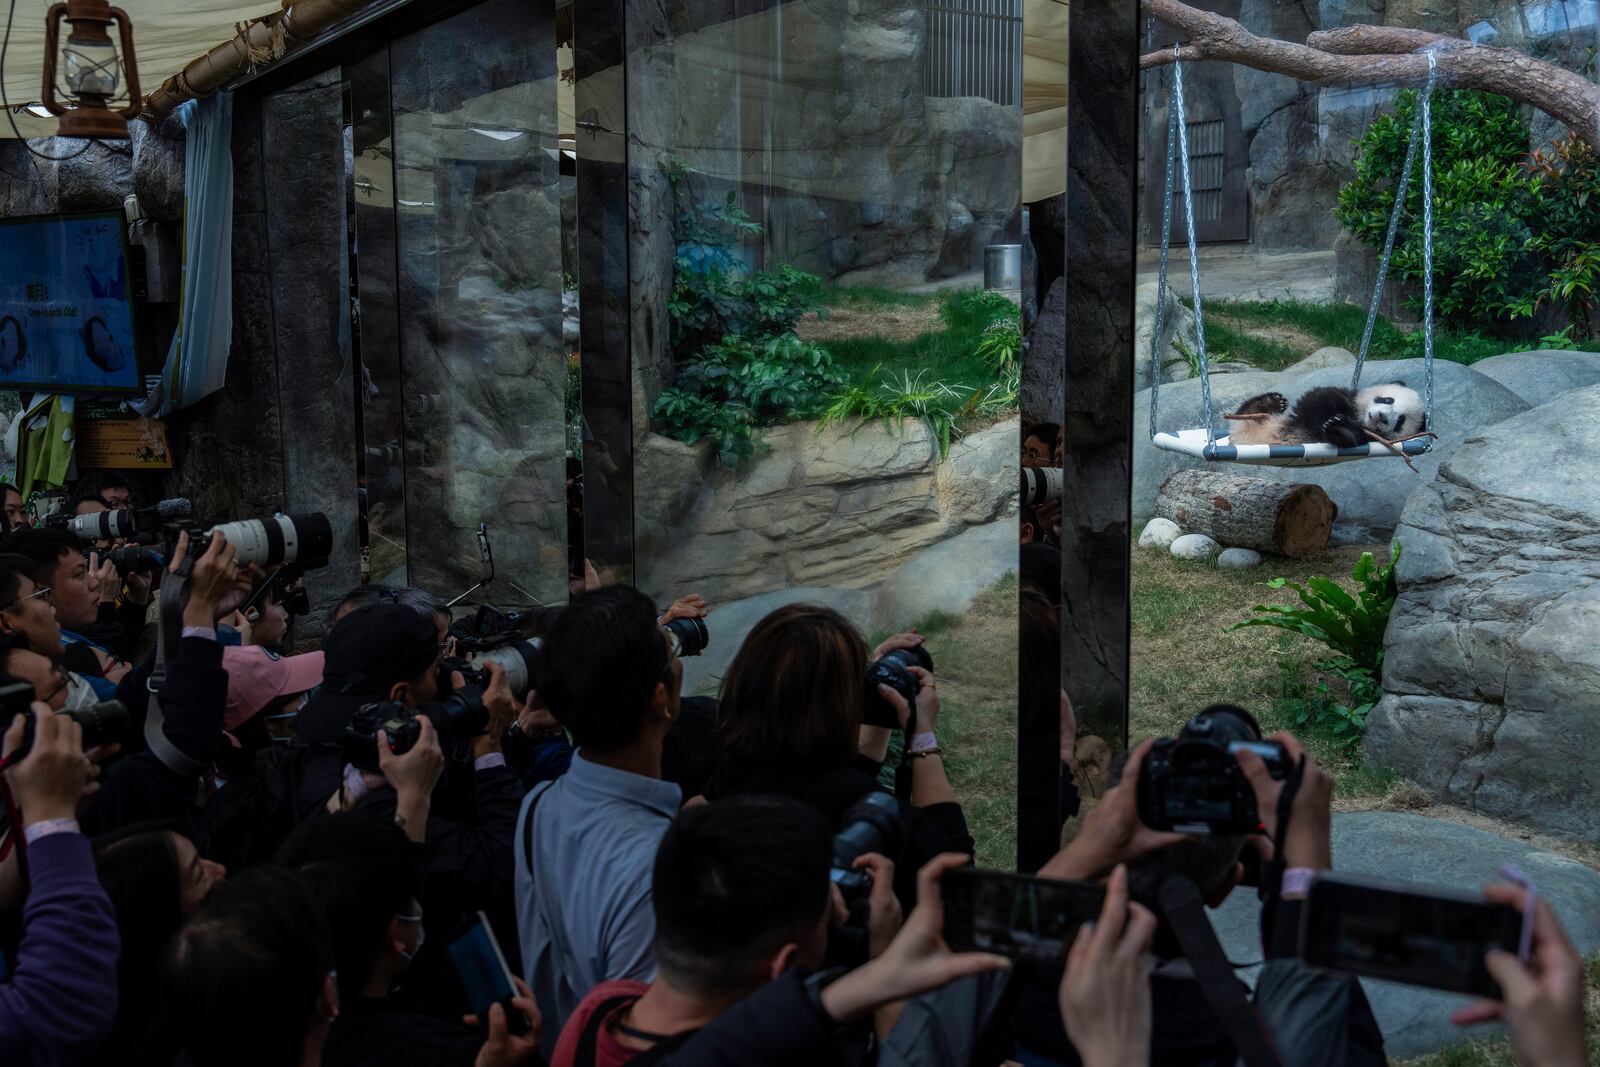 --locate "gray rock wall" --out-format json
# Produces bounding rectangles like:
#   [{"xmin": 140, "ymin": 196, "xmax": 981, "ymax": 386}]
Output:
[
  {"xmin": 634, "ymin": 416, "xmax": 1018, "ymax": 606},
  {"xmin": 1367, "ymin": 385, "xmax": 1600, "ymax": 838}
]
